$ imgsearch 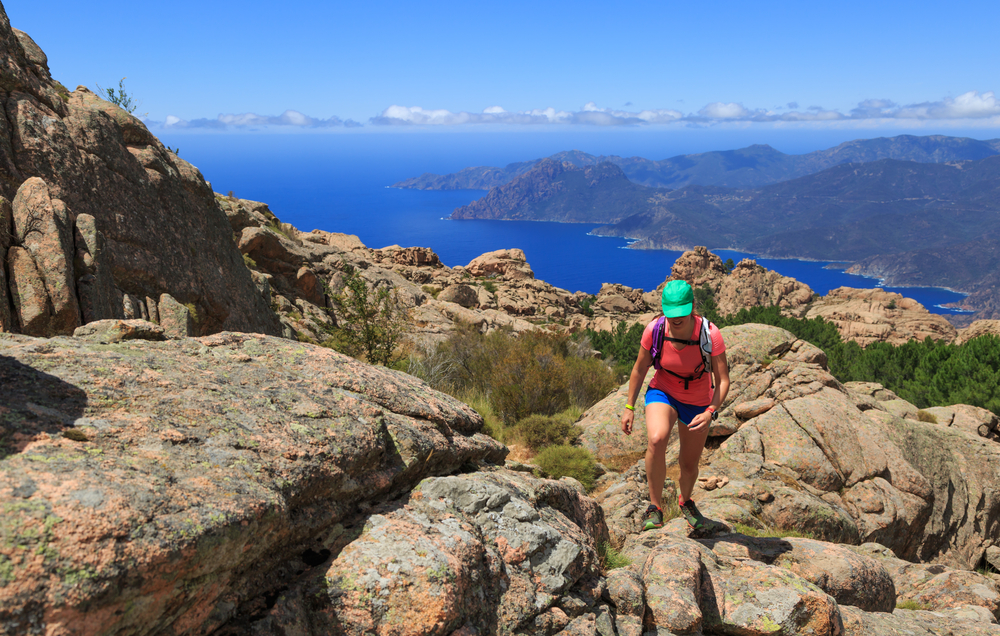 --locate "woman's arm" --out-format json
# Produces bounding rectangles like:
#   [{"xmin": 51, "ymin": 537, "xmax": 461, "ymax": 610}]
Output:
[
  {"xmin": 688, "ymin": 352, "xmax": 730, "ymax": 431},
  {"xmin": 621, "ymin": 346, "xmax": 653, "ymax": 435},
  {"xmin": 710, "ymin": 352, "xmax": 730, "ymax": 411}
]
